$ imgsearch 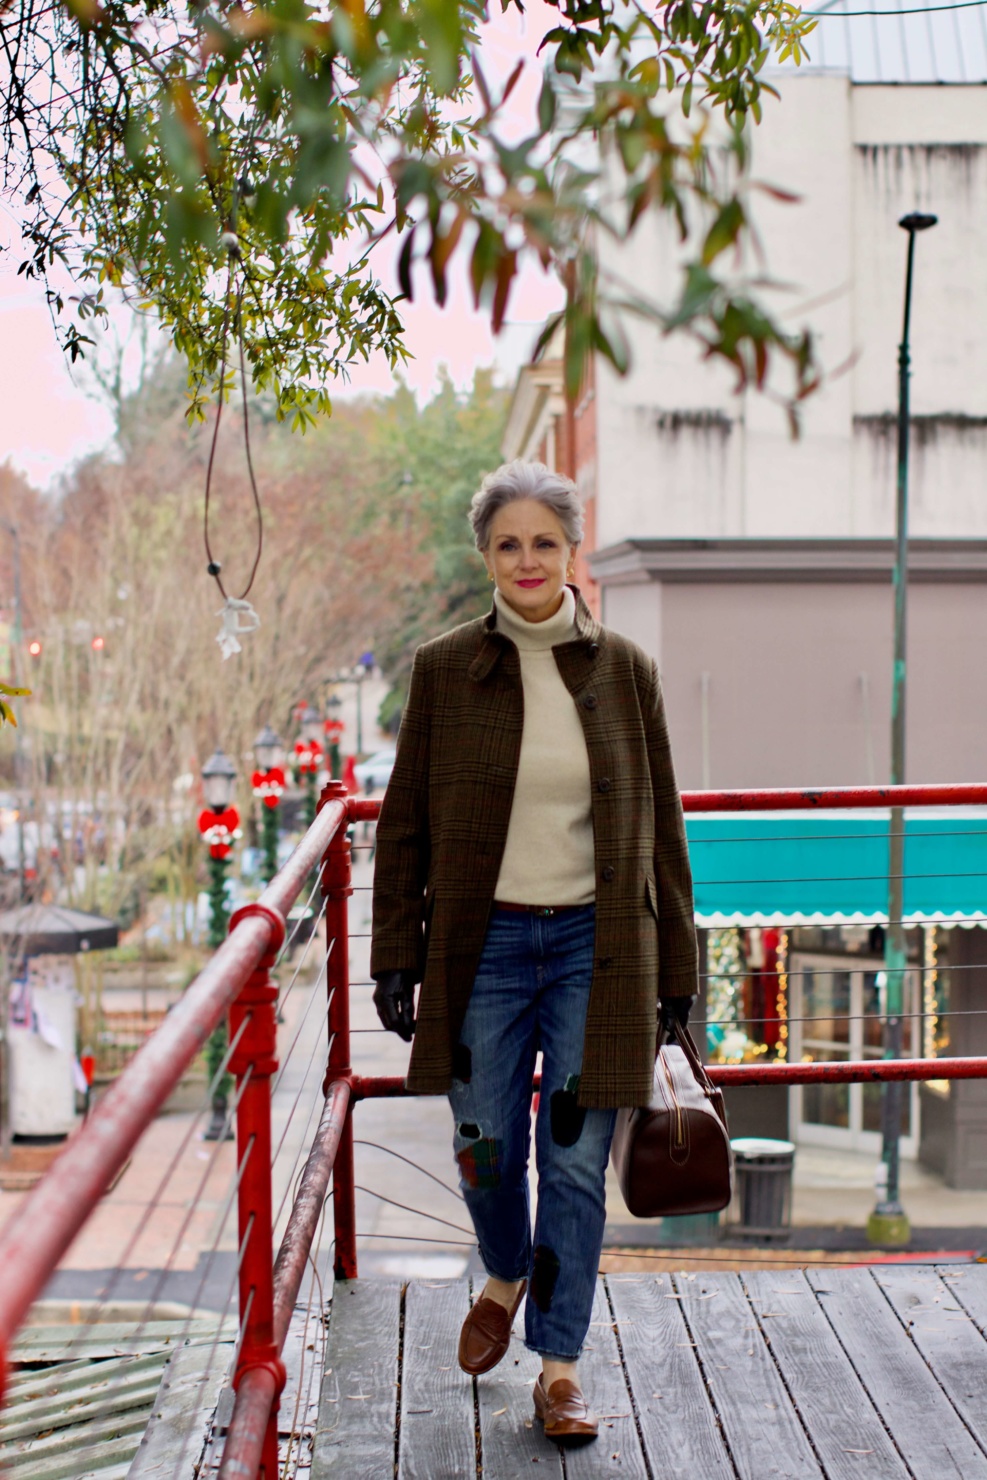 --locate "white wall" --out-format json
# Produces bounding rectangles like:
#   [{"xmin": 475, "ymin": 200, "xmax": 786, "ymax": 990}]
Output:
[{"xmin": 595, "ymin": 77, "xmax": 987, "ymax": 548}]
